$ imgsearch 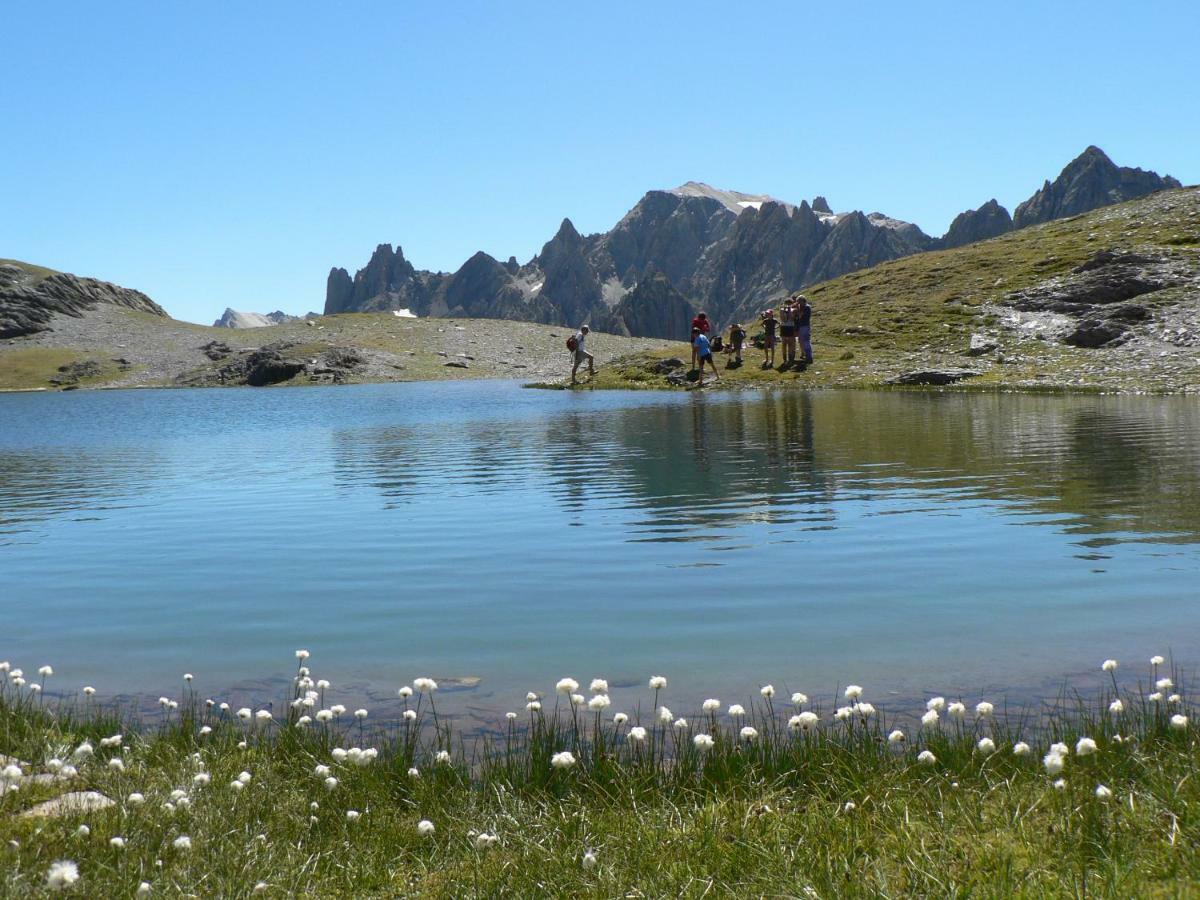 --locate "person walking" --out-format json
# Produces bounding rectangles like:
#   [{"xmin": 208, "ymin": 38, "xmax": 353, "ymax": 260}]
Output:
[
  {"xmin": 760, "ymin": 308, "xmax": 777, "ymax": 368},
  {"xmin": 692, "ymin": 327, "xmax": 720, "ymax": 383},
  {"xmin": 728, "ymin": 322, "xmax": 746, "ymax": 367},
  {"xmin": 570, "ymin": 325, "xmax": 594, "ymax": 385},
  {"xmin": 796, "ymin": 295, "xmax": 814, "ymax": 365}
]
